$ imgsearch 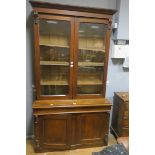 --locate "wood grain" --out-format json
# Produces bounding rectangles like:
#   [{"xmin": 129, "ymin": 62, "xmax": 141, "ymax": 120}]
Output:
[{"xmin": 30, "ymin": 1, "xmax": 115, "ymax": 152}]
